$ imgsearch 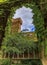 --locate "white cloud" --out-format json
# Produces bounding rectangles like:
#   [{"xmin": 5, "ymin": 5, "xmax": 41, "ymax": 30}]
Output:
[{"xmin": 13, "ymin": 6, "xmax": 35, "ymax": 32}]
